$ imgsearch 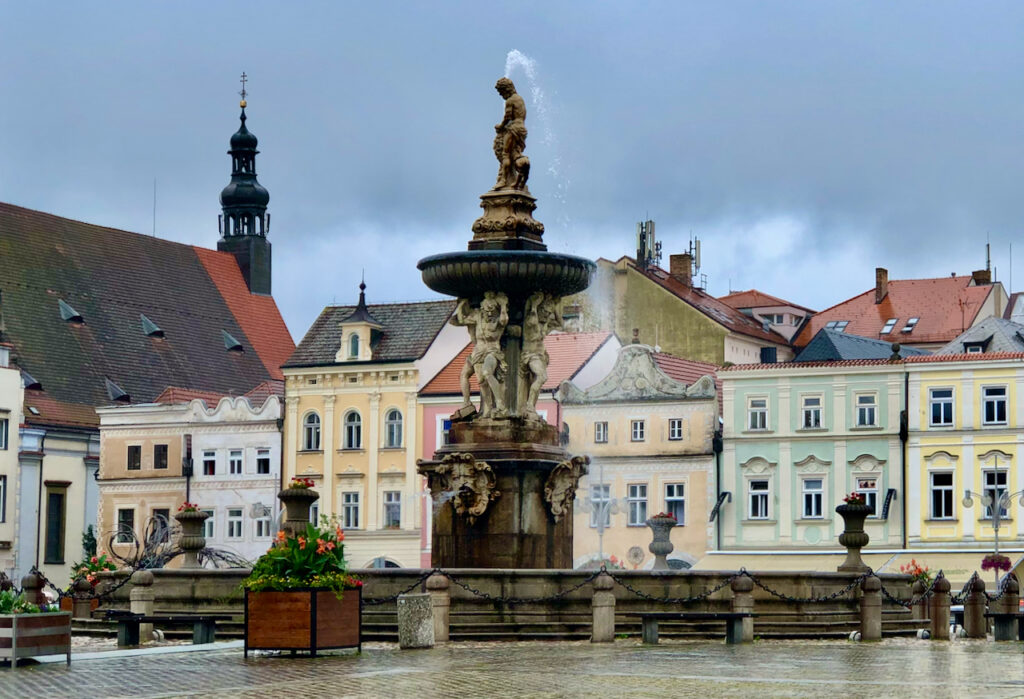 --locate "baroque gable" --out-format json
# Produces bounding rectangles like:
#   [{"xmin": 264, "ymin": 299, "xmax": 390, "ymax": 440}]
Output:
[
  {"xmin": 559, "ymin": 344, "xmax": 714, "ymax": 403},
  {"xmin": 847, "ymin": 453, "xmax": 886, "ymax": 472},
  {"xmin": 740, "ymin": 456, "xmax": 777, "ymax": 474},
  {"xmin": 793, "ymin": 455, "xmax": 832, "ymax": 473}
]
